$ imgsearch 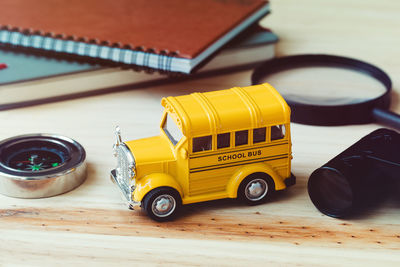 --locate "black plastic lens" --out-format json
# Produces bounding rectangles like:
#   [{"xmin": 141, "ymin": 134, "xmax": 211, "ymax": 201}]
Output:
[
  {"xmin": 308, "ymin": 168, "xmax": 353, "ymax": 217},
  {"xmin": 307, "ymin": 128, "xmax": 400, "ymax": 219}
]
